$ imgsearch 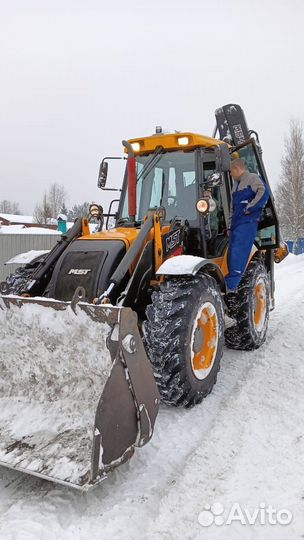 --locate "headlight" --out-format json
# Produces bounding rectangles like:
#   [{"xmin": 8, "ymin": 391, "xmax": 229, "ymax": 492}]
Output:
[
  {"xmin": 177, "ymin": 136, "xmax": 189, "ymax": 146},
  {"xmin": 208, "ymin": 198, "xmax": 217, "ymax": 213},
  {"xmin": 196, "ymin": 197, "xmax": 216, "ymax": 215},
  {"xmin": 131, "ymin": 142, "xmax": 141, "ymax": 152}
]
